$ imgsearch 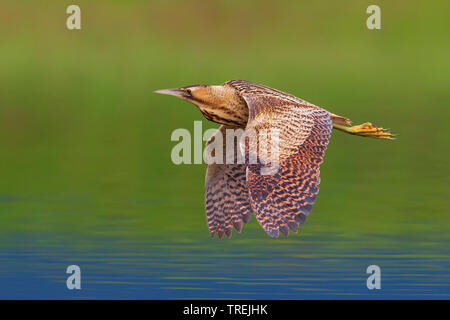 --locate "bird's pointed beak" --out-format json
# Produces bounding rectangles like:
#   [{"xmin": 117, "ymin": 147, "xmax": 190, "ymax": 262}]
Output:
[{"xmin": 154, "ymin": 88, "xmax": 188, "ymax": 99}]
